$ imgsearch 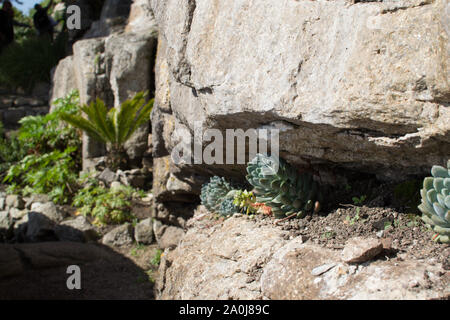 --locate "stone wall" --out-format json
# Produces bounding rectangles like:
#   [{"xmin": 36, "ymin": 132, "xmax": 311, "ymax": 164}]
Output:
[{"xmin": 50, "ymin": 0, "xmax": 158, "ymax": 170}]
